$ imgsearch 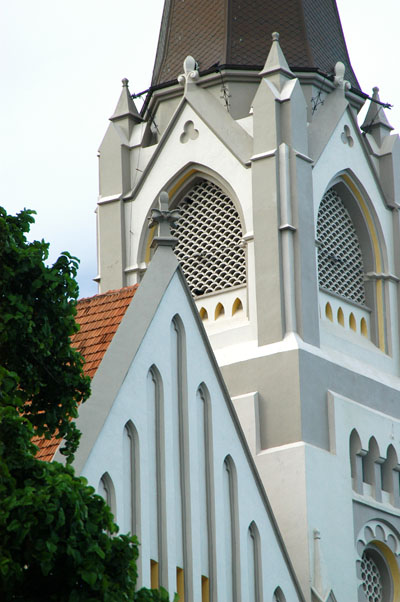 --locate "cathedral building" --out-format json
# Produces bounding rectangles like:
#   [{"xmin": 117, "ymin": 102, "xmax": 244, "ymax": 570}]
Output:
[{"xmin": 50, "ymin": 1, "xmax": 400, "ymax": 600}]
